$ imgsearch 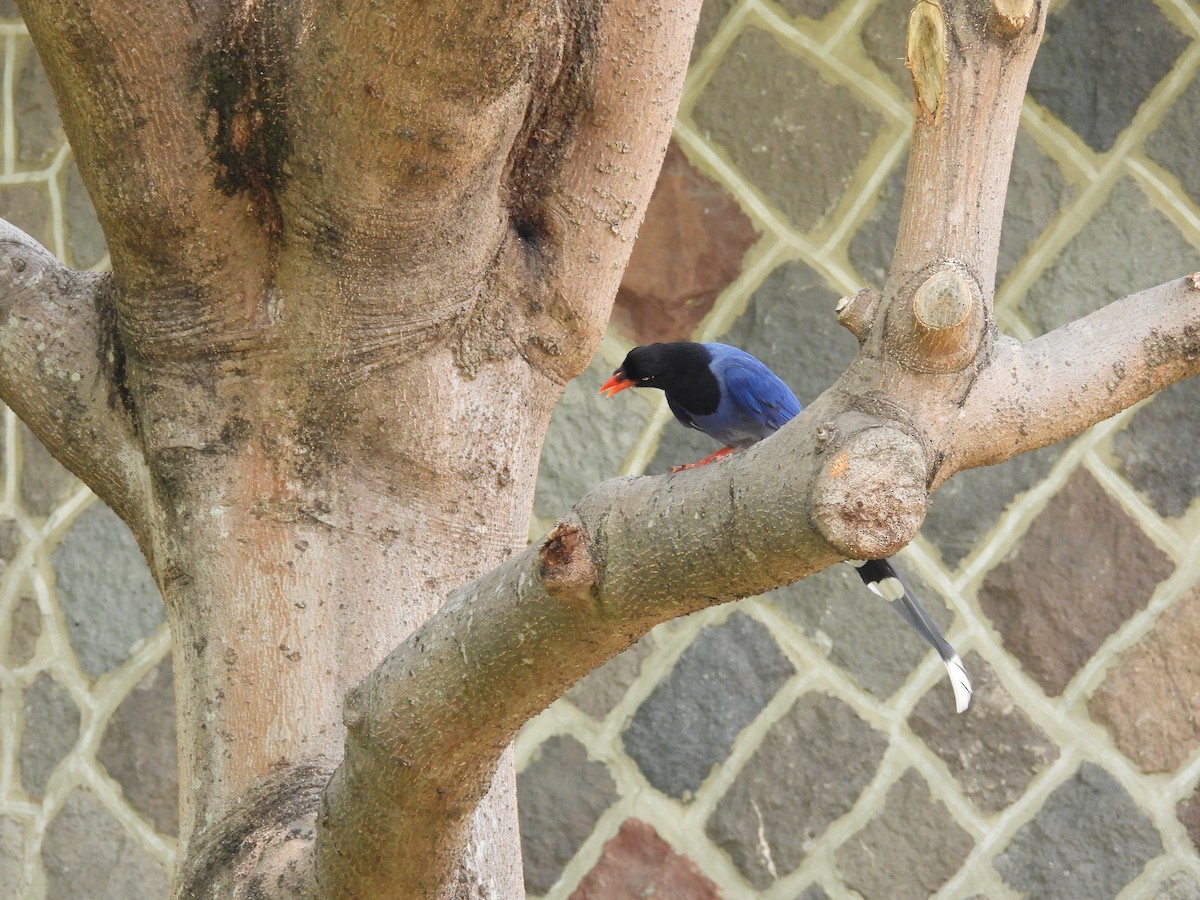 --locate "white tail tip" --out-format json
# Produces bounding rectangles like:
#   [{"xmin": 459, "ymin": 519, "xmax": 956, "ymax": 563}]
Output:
[{"xmin": 946, "ymin": 654, "xmax": 972, "ymax": 713}]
